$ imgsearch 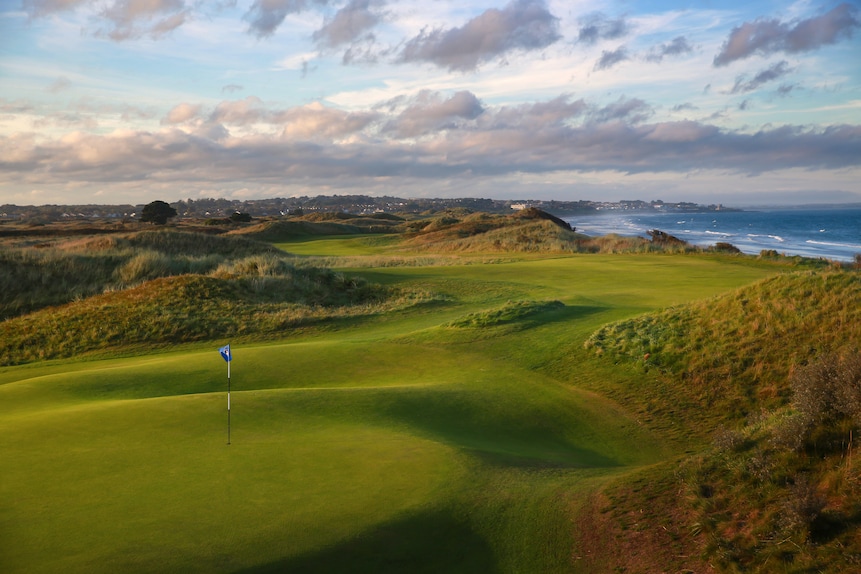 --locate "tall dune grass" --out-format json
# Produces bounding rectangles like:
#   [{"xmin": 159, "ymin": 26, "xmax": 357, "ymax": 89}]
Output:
[
  {"xmin": 0, "ymin": 230, "xmax": 281, "ymax": 319},
  {"xmin": 0, "ymin": 248, "xmax": 122, "ymax": 319},
  {"xmin": 0, "ymin": 261, "xmax": 430, "ymax": 365},
  {"xmin": 578, "ymin": 268, "xmax": 861, "ymax": 571},
  {"xmin": 585, "ymin": 271, "xmax": 861, "ymax": 425}
]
